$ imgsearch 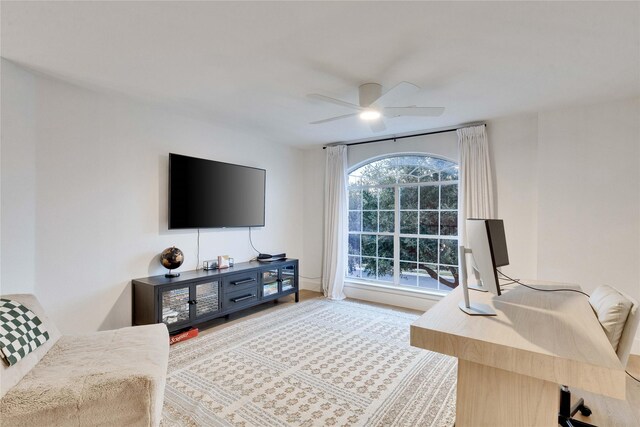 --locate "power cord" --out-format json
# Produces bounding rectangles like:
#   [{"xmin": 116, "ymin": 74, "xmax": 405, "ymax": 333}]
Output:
[
  {"xmin": 497, "ymin": 272, "xmax": 640, "ymax": 384},
  {"xmin": 196, "ymin": 228, "xmax": 200, "ymax": 271},
  {"xmin": 248, "ymin": 227, "xmax": 261, "ymax": 254},
  {"xmin": 497, "ymin": 271, "xmax": 591, "ymax": 298}
]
